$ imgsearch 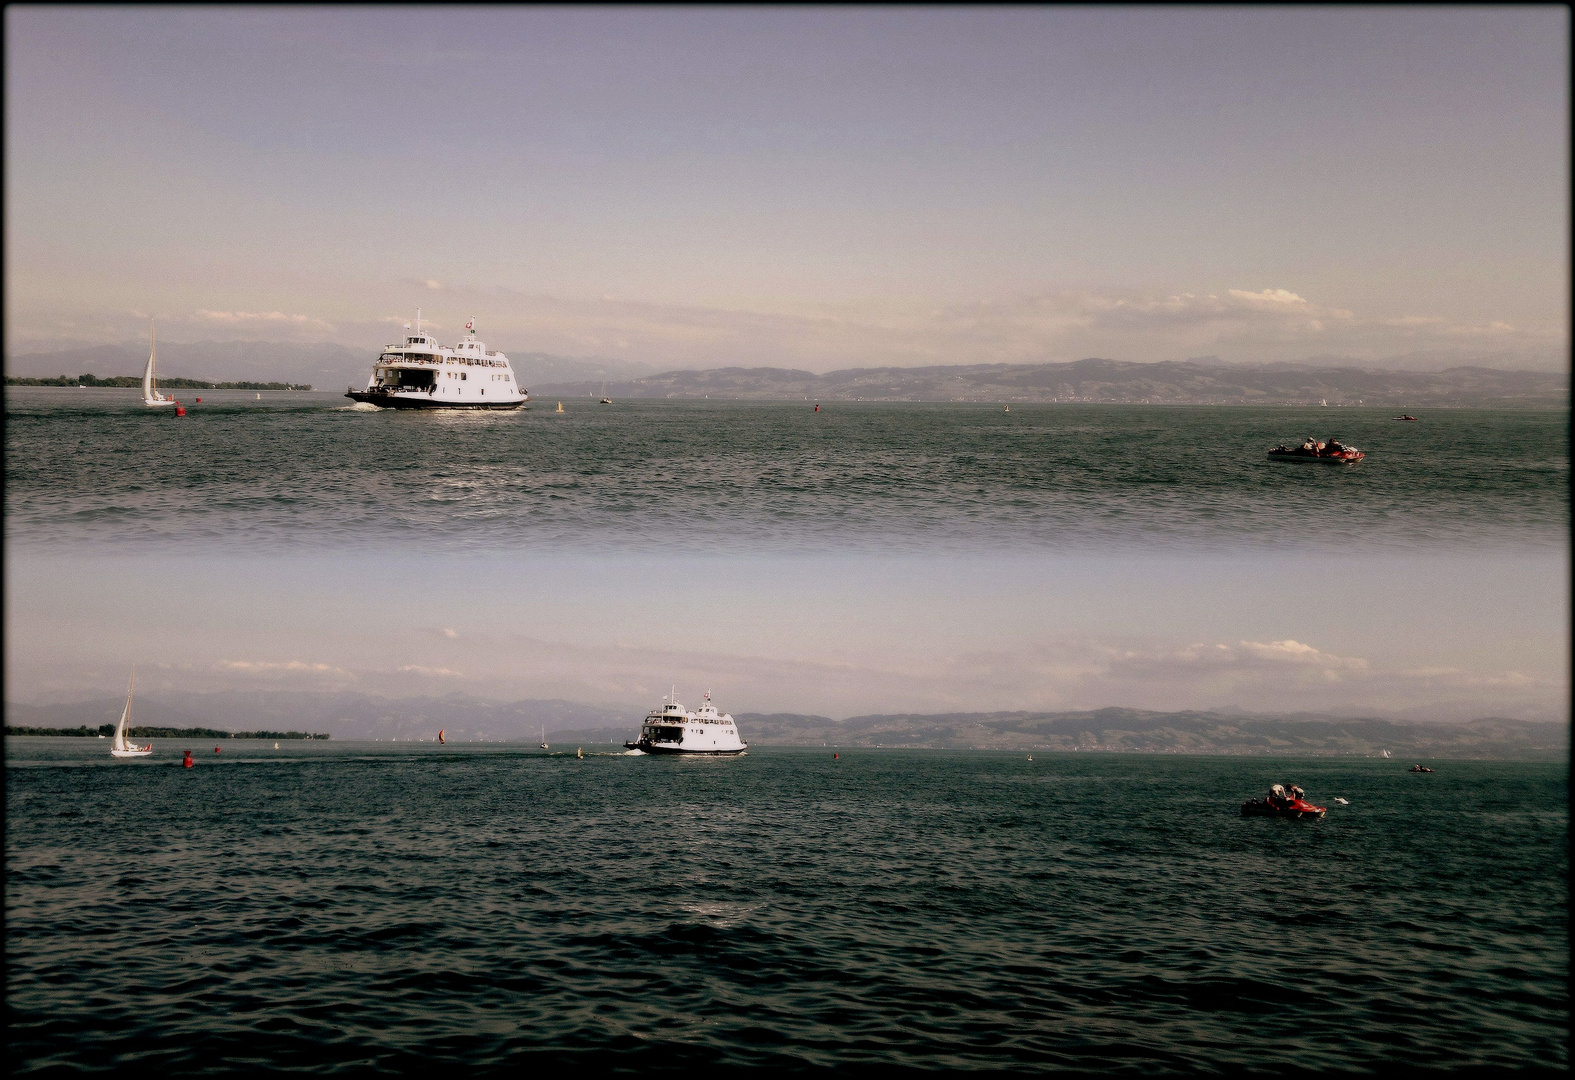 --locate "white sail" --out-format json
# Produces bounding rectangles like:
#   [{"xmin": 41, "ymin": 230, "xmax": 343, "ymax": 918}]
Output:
[
  {"xmin": 113, "ymin": 670, "xmax": 133, "ymax": 752},
  {"xmin": 142, "ymin": 321, "xmax": 175, "ymax": 406},
  {"xmin": 110, "ymin": 667, "xmax": 153, "ymax": 756},
  {"xmin": 143, "ymin": 324, "xmax": 157, "ymax": 400}
]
